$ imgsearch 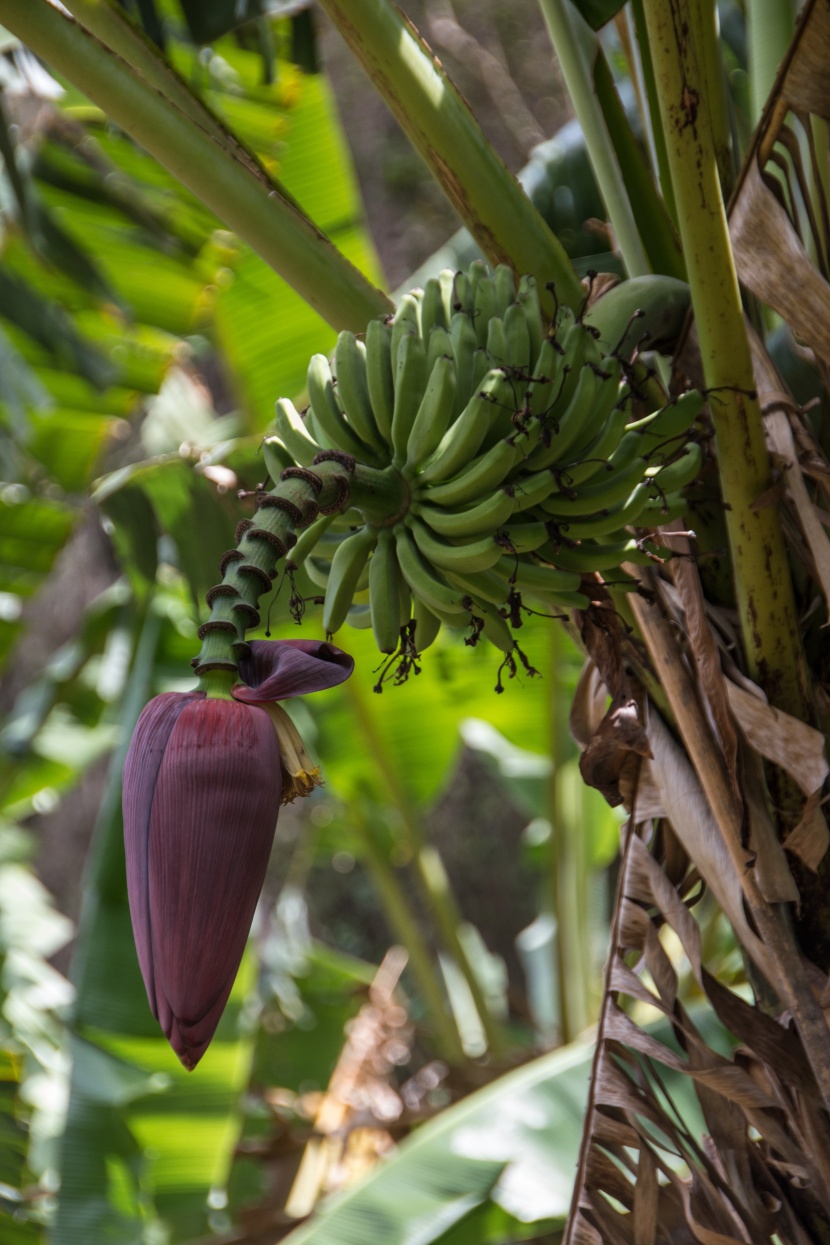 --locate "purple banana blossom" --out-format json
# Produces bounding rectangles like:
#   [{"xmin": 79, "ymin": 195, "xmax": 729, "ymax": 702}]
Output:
[{"xmin": 123, "ymin": 639, "xmax": 353, "ymax": 1069}]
